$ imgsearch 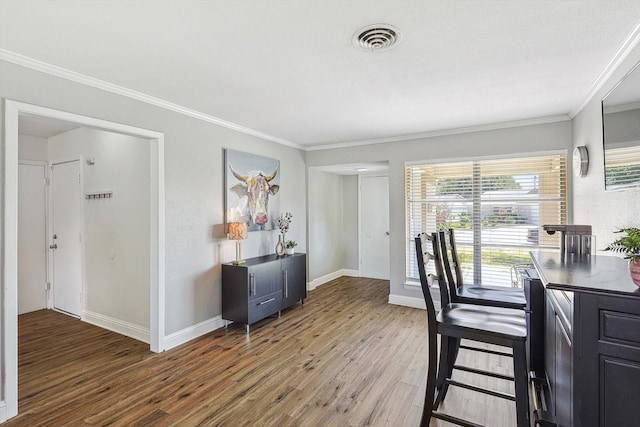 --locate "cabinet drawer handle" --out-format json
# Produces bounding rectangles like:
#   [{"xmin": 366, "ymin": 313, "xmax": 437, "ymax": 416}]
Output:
[
  {"xmin": 284, "ymin": 270, "xmax": 288, "ymax": 298},
  {"xmin": 258, "ymin": 297, "xmax": 276, "ymax": 306},
  {"xmin": 250, "ymin": 273, "xmax": 256, "ymax": 295}
]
